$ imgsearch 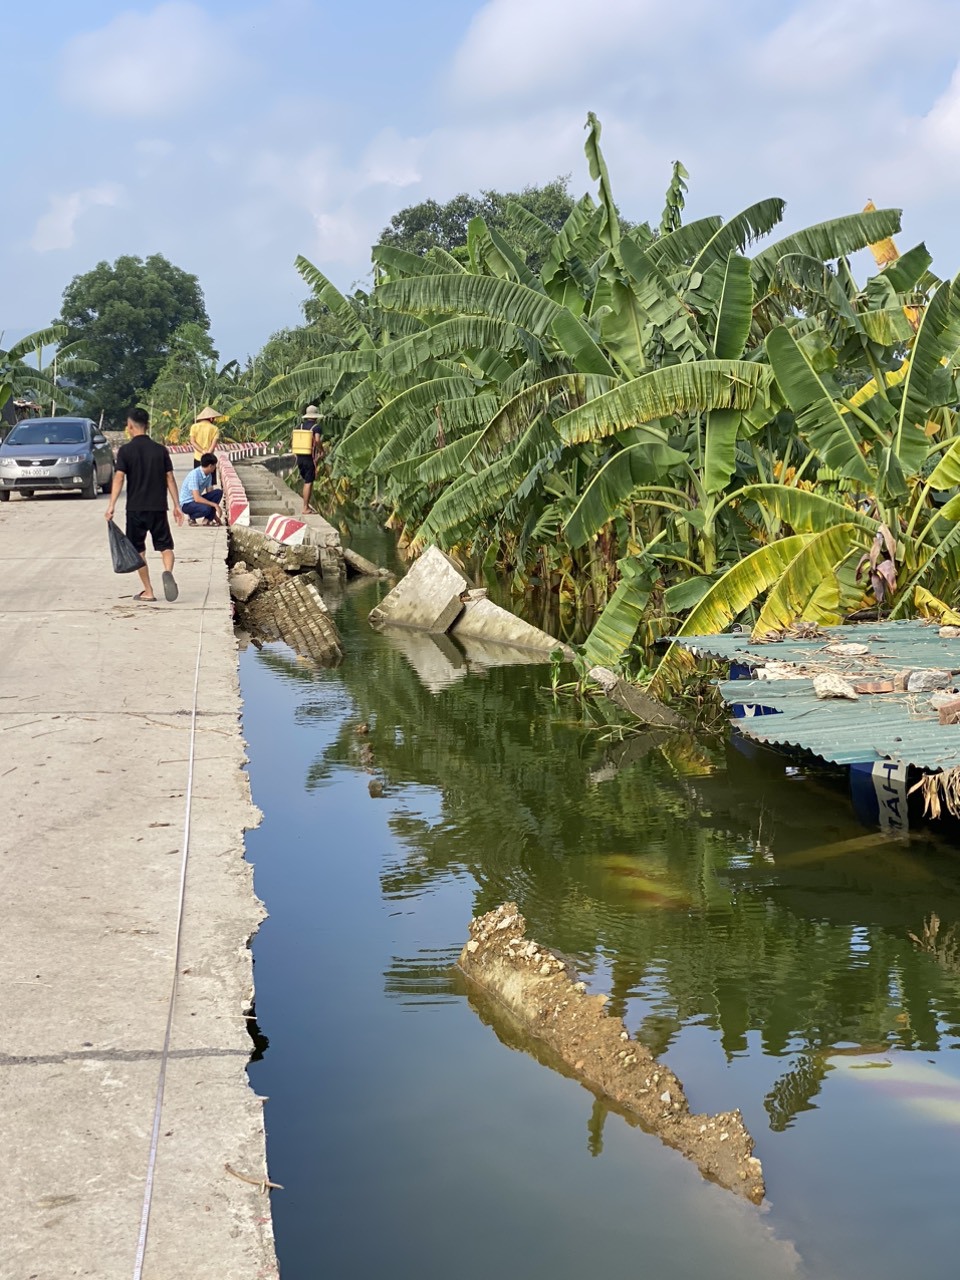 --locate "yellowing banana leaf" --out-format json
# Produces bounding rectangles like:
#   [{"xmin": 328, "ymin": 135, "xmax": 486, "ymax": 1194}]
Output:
[
  {"xmin": 914, "ymin": 586, "xmax": 960, "ymax": 625},
  {"xmin": 739, "ymin": 484, "xmax": 879, "ymax": 535},
  {"xmin": 582, "ymin": 559, "xmax": 656, "ymax": 668},
  {"xmin": 752, "ymin": 525, "xmax": 866, "ymax": 636},
  {"xmin": 650, "ymin": 535, "xmax": 810, "ymax": 692}
]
